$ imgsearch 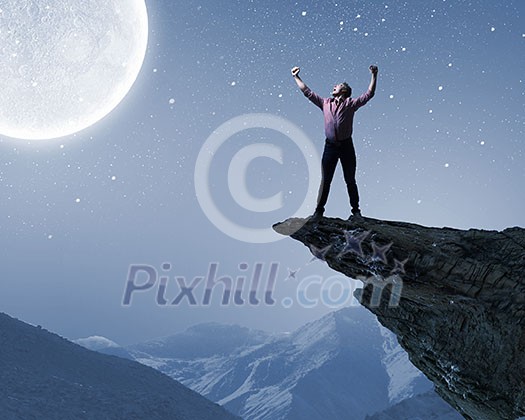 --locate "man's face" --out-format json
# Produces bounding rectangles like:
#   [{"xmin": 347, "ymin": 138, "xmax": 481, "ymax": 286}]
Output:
[{"xmin": 332, "ymin": 83, "xmax": 347, "ymax": 97}]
